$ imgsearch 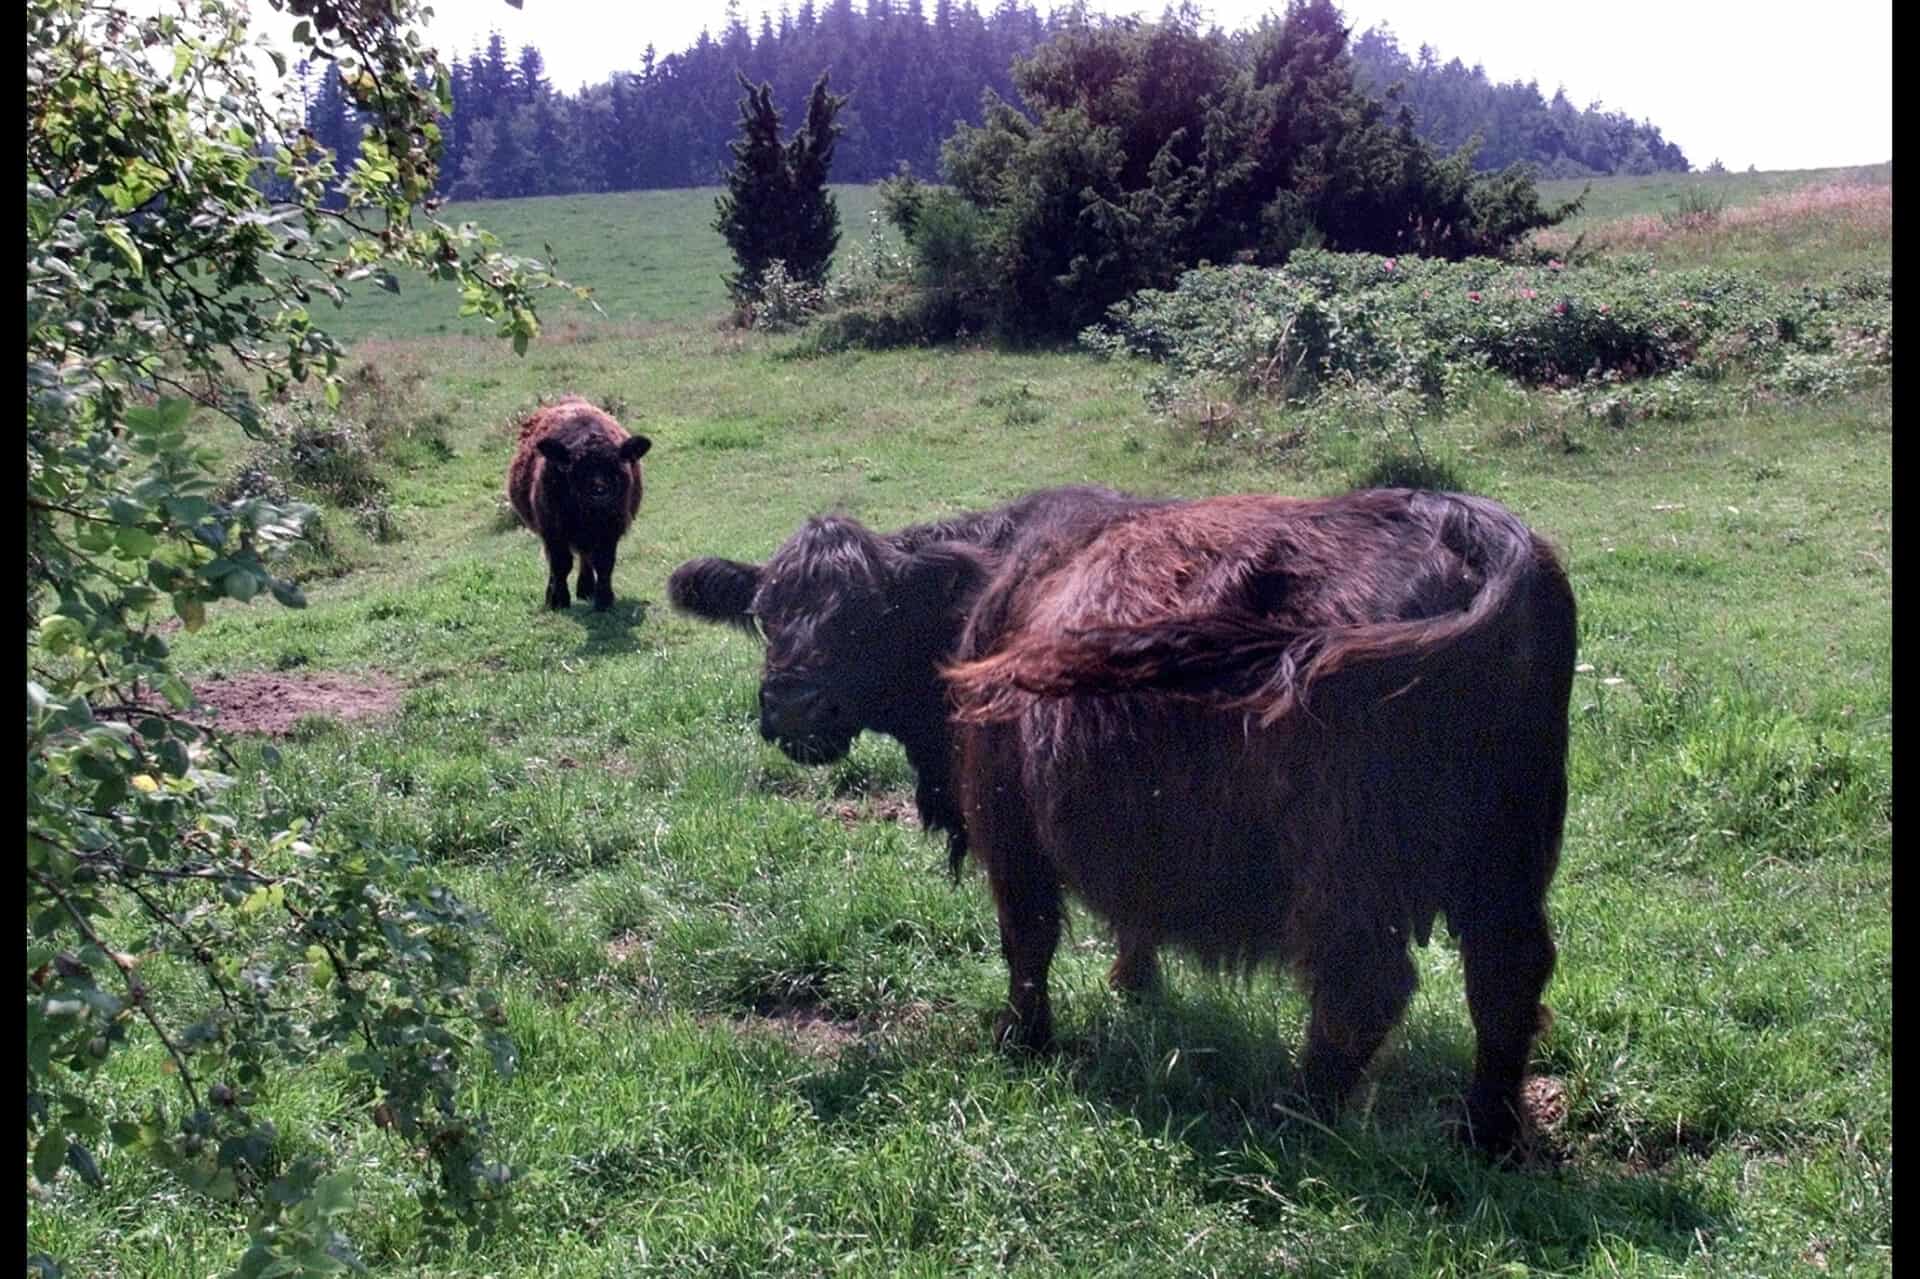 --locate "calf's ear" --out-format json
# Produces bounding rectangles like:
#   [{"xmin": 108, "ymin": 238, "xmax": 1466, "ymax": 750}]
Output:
[
  {"xmin": 667, "ymin": 557, "xmax": 762, "ymax": 633},
  {"xmin": 896, "ymin": 541, "xmax": 993, "ymax": 616},
  {"xmin": 536, "ymin": 437, "xmax": 572, "ymax": 467},
  {"xmin": 619, "ymin": 435, "xmax": 652, "ymax": 462}
]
